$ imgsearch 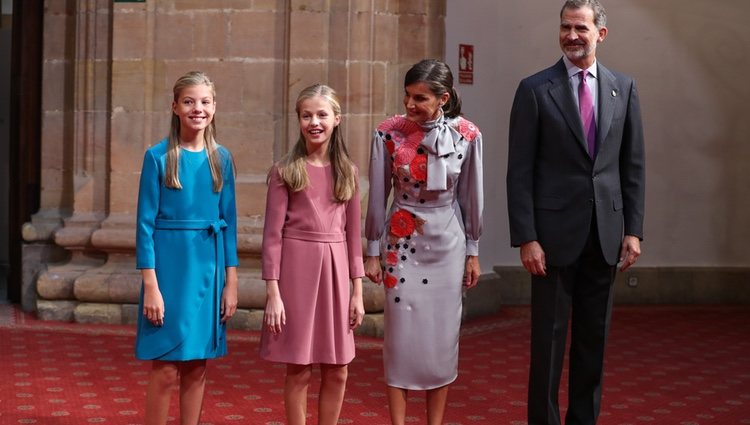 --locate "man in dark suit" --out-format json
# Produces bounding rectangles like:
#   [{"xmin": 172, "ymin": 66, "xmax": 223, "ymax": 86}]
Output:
[{"xmin": 506, "ymin": 1, "xmax": 645, "ymax": 424}]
